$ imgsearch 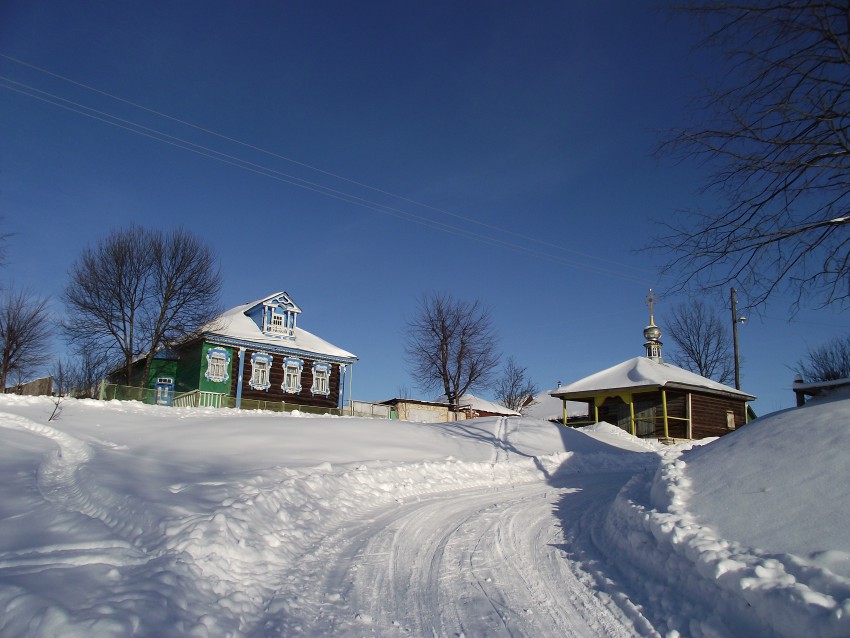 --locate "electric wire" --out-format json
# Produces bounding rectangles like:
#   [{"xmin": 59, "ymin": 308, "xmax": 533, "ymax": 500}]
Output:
[
  {"xmin": 0, "ymin": 53, "xmax": 659, "ymax": 278},
  {"xmin": 0, "ymin": 78, "xmax": 656, "ymax": 282},
  {"xmin": 0, "ymin": 61, "xmax": 661, "ymax": 284}
]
